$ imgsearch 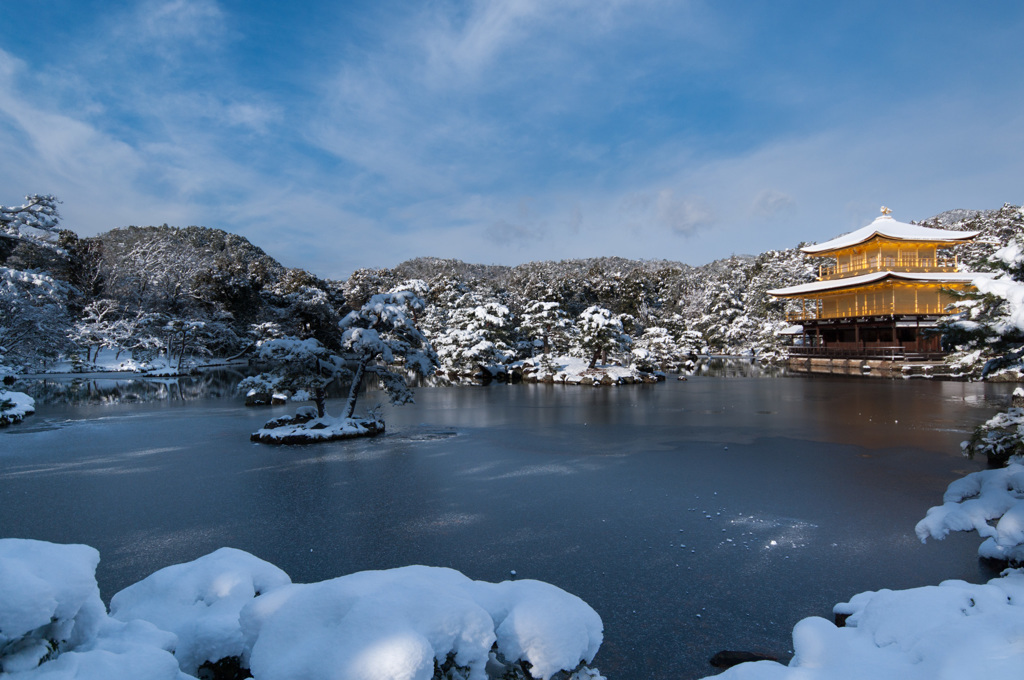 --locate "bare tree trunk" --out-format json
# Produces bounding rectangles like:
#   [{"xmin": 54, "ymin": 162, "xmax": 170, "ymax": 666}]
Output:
[
  {"xmin": 178, "ymin": 332, "xmax": 187, "ymax": 372},
  {"xmin": 314, "ymin": 385, "xmax": 326, "ymax": 418},
  {"xmin": 588, "ymin": 349, "xmax": 600, "ymax": 369},
  {"xmin": 344, "ymin": 361, "xmax": 366, "ymax": 419}
]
